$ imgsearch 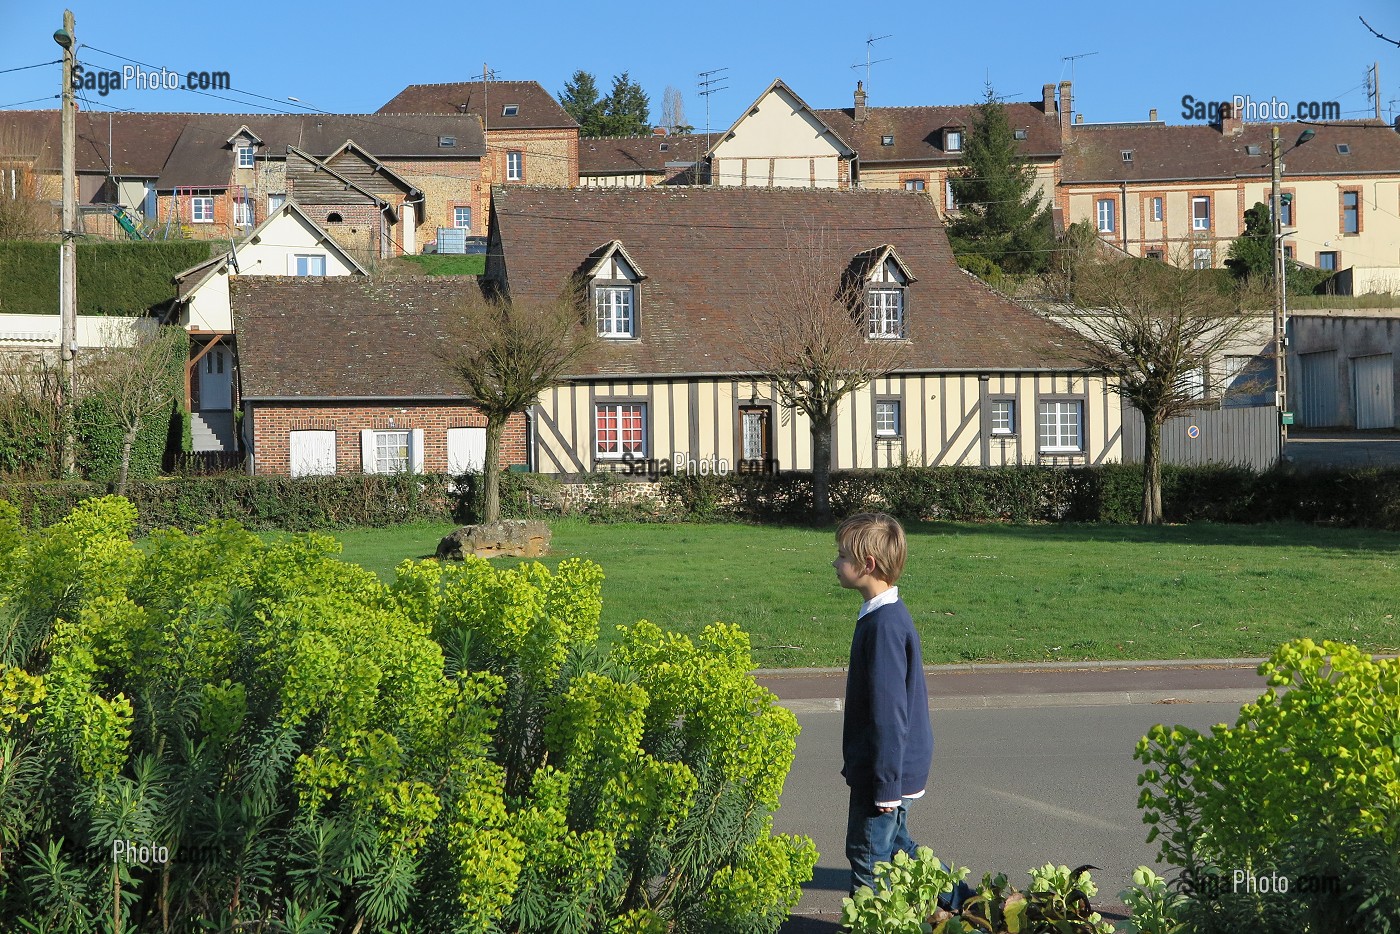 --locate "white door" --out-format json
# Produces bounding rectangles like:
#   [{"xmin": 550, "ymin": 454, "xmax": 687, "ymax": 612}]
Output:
[
  {"xmin": 201, "ymin": 346, "xmax": 231, "ymax": 410},
  {"xmin": 447, "ymin": 427, "xmax": 487, "ymax": 474},
  {"xmin": 289, "ymin": 430, "xmax": 336, "ymax": 477},
  {"xmin": 1353, "ymin": 353, "xmax": 1395, "ymax": 429}
]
